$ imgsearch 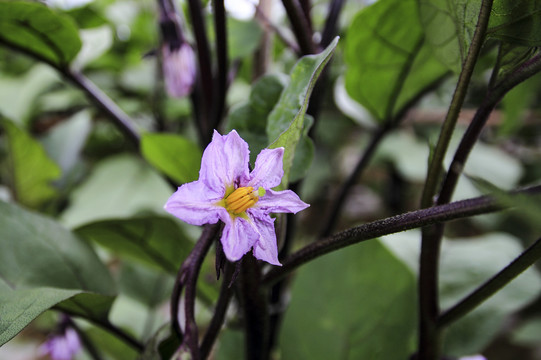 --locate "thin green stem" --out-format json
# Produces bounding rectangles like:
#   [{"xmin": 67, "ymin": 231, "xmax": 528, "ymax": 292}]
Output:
[
  {"xmin": 261, "ymin": 185, "xmax": 541, "ymax": 287},
  {"xmin": 420, "ymin": 0, "xmax": 493, "ymax": 208},
  {"xmin": 438, "ymin": 237, "xmax": 541, "ymax": 328}
]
